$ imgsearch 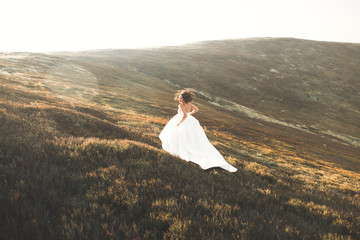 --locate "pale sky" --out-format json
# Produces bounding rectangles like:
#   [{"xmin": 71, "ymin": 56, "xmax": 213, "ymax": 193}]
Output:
[{"xmin": 1, "ymin": 0, "xmax": 359, "ymax": 52}]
